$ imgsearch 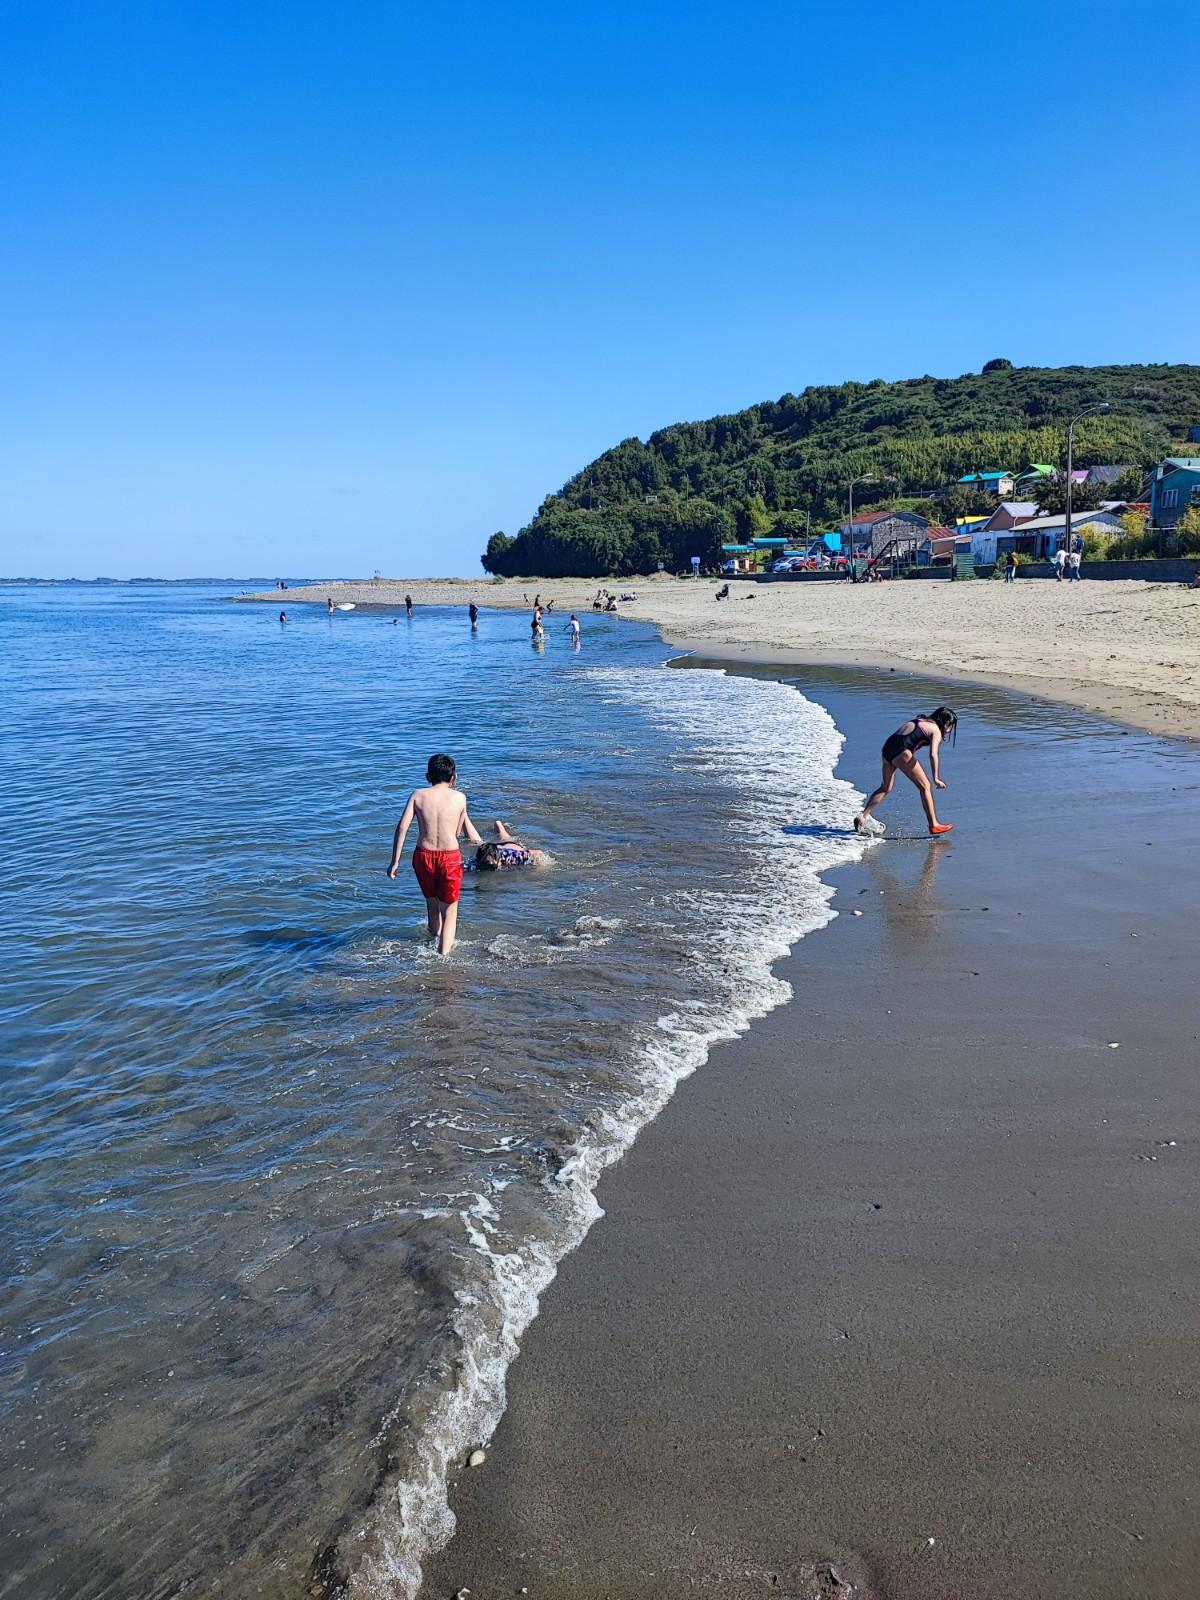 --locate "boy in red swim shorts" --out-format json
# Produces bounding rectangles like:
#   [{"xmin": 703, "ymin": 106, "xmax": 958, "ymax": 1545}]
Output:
[{"xmin": 386, "ymin": 753, "xmax": 484, "ymax": 954}]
